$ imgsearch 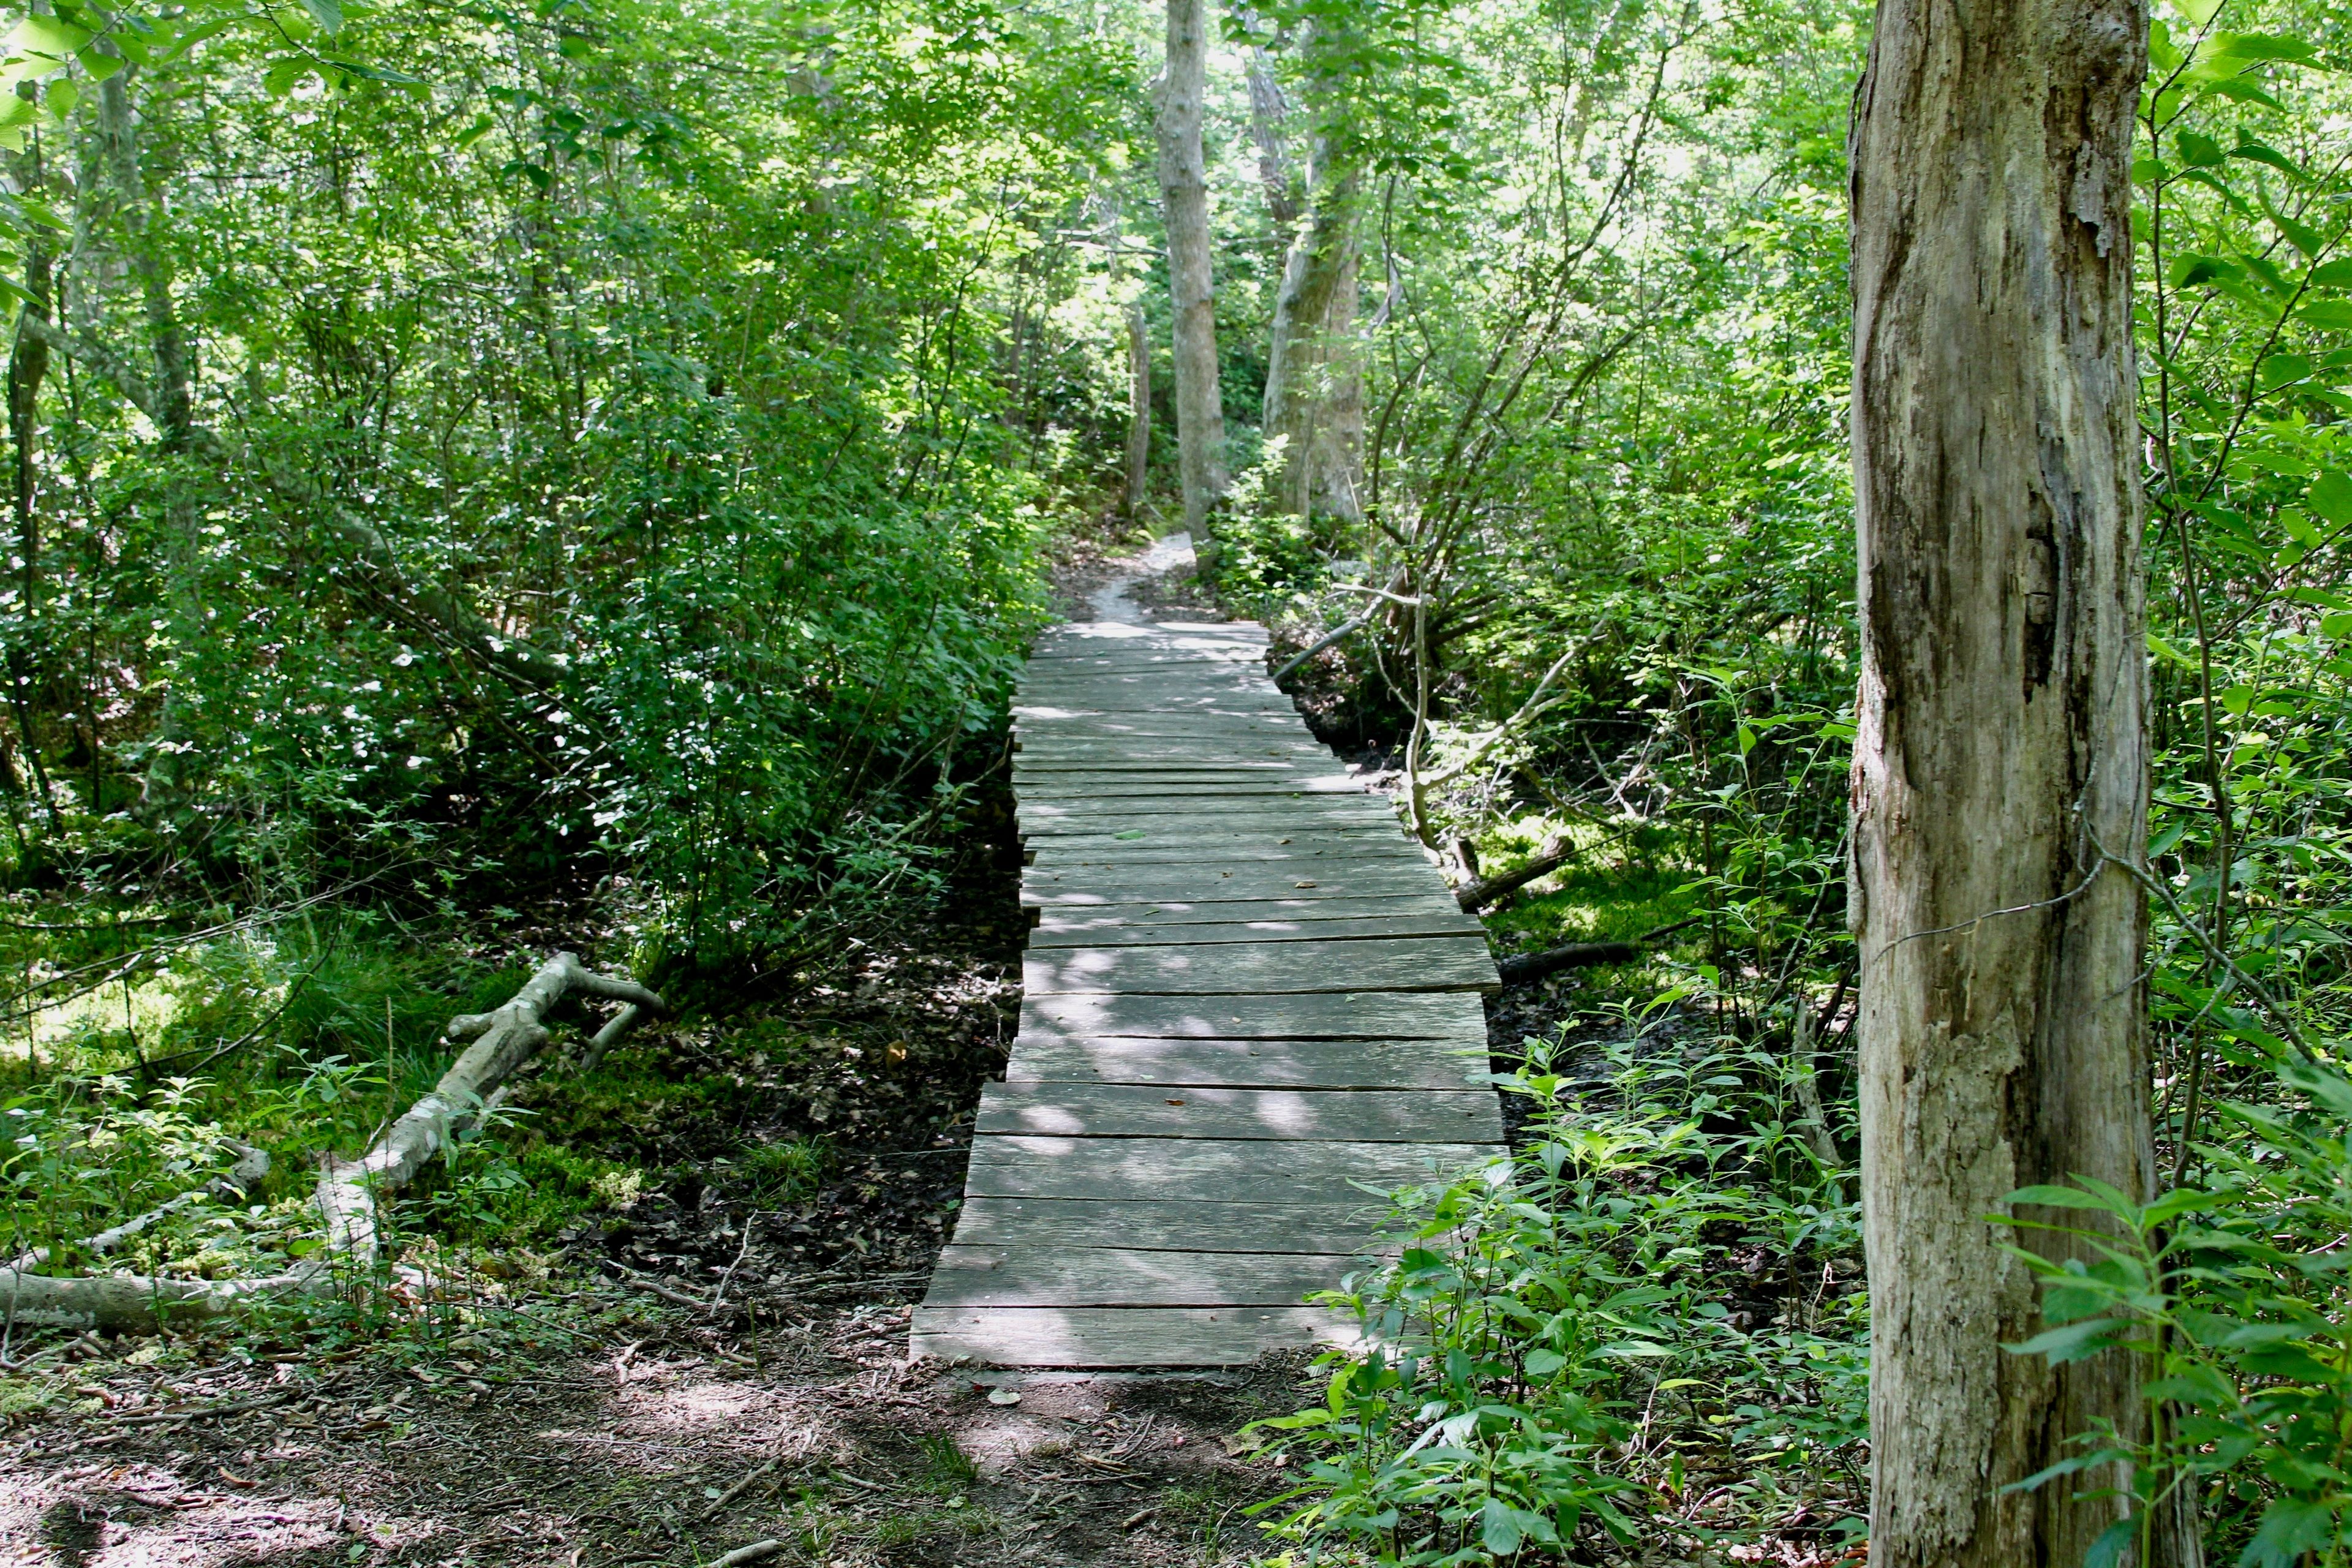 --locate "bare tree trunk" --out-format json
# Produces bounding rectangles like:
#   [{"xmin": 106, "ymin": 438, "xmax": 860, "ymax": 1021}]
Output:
[
  {"xmin": 1261, "ymin": 168, "xmax": 1362, "ymax": 521},
  {"xmin": 1124, "ymin": 302, "xmax": 1151, "ymax": 520},
  {"xmin": 1153, "ymin": 0, "xmax": 1226, "ymax": 546},
  {"xmin": 1847, "ymin": 0, "xmax": 2169, "ymax": 1562},
  {"xmin": 9, "ymin": 171, "xmax": 50, "ymax": 617}
]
